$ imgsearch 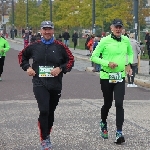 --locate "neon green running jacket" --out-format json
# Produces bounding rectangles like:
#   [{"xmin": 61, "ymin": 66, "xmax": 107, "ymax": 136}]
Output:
[{"xmin": 90, "ymin": 35, "xmax": 133, "ymax": 79}]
